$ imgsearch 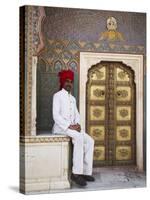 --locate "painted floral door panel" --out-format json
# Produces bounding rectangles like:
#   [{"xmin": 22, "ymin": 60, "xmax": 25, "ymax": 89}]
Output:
[{"xmin": 86, "ymin": 61, "xmax": 136, "ymax": 166}]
